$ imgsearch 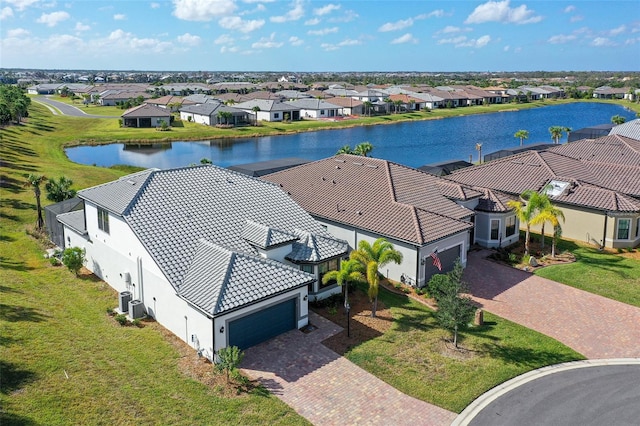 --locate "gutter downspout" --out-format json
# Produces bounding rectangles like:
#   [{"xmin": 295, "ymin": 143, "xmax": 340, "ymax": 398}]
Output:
[{"xmin": 601, "ymin": 213, "xmax": 608, "ymax": 250}]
